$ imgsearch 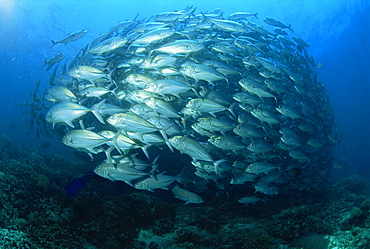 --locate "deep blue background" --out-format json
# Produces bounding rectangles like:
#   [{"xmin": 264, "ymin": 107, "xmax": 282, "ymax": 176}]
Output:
[{"xmin": 0, "ymin": 0, "xmax": 369, "ymax": 178}]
